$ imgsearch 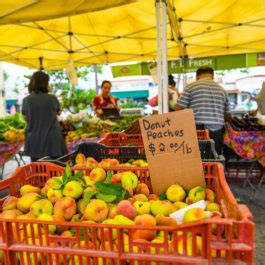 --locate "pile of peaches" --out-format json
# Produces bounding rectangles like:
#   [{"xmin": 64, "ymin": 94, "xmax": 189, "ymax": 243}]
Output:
[
  {"xmin": 74, "ymin": 153, "xmax": 148, "ymax": 168},
  {"xmin": 0, "ymin": 162, "xmax": 224, "ymax": 262}
]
